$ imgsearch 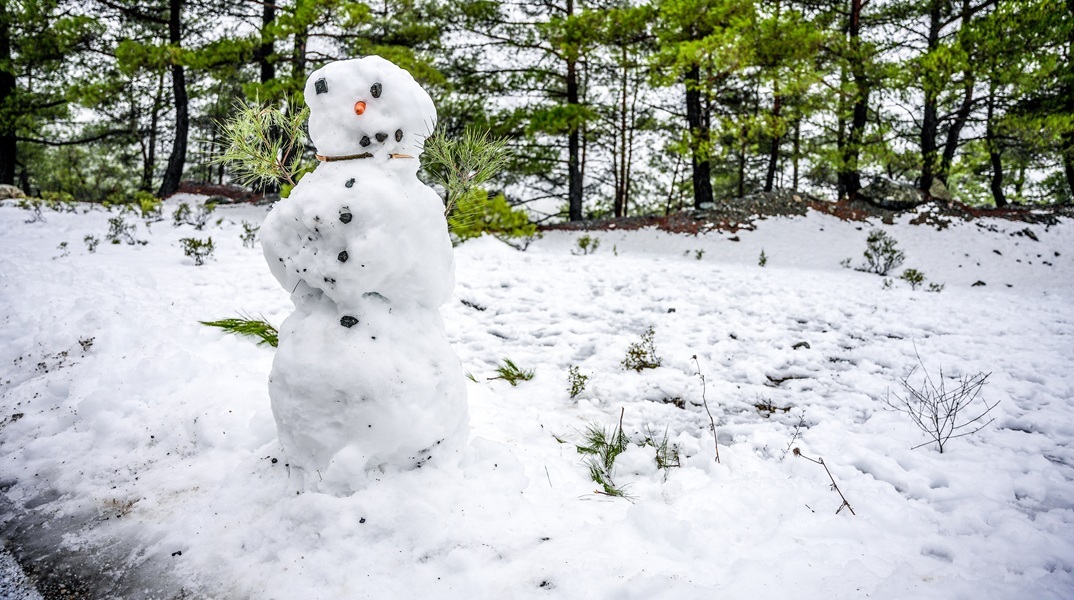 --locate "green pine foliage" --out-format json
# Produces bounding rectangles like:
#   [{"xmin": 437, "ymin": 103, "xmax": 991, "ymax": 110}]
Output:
[
  {"xmin": 179, "ymin": 237, "xmax": 215, "ymax": 266},
  {"xmin": 200, "ymin": 316, "xmax": 279, "ymax": 348},
  {"xmin": 423, "ymin": 126, "xmax": 511, "ymax": 215},
  {"xmin": 213, "ymin": 98, "xmax": 311, "ymax": 190},
  {"xmin": 447, "ymin": 189, "xmax": 537, "ymax": 245},
  {"xmin": 567, "ymin": 365, "xmax": 589, "ymax": 399},
  {"xmin": 489, "ymin": 358, "xmax": 535, "ymax": 386},
  {"xmin": 622, "ymin": 327, "xmax": 662, "ymax": 371},
  {"xmin": 576, "ymin": 419, "xmax": 630, "ymax": 498}
]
